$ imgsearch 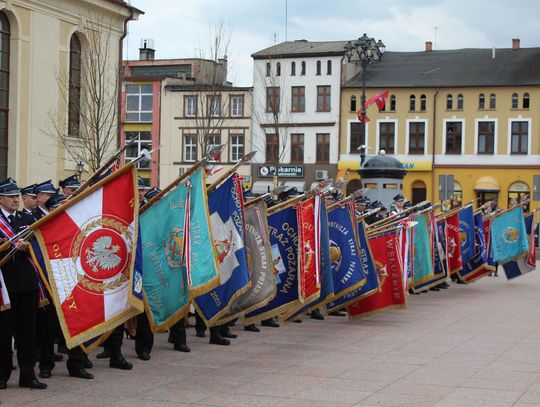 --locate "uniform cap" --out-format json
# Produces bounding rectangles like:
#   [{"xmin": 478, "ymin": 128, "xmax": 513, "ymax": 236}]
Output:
[
  {"xmin": 35, "ymin": 180, "xmax": 56, "ymax": 194},
  {"xmin": 20, "ymin": 184, "xmax": 37, "ymax": 197},
  {"xmin": 59, "ymin": 175, "xmax": 80, "ymax": 189},
  {"xmin": 0, "ymin": 177, "xmax": 20, "ymax": 196}
]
